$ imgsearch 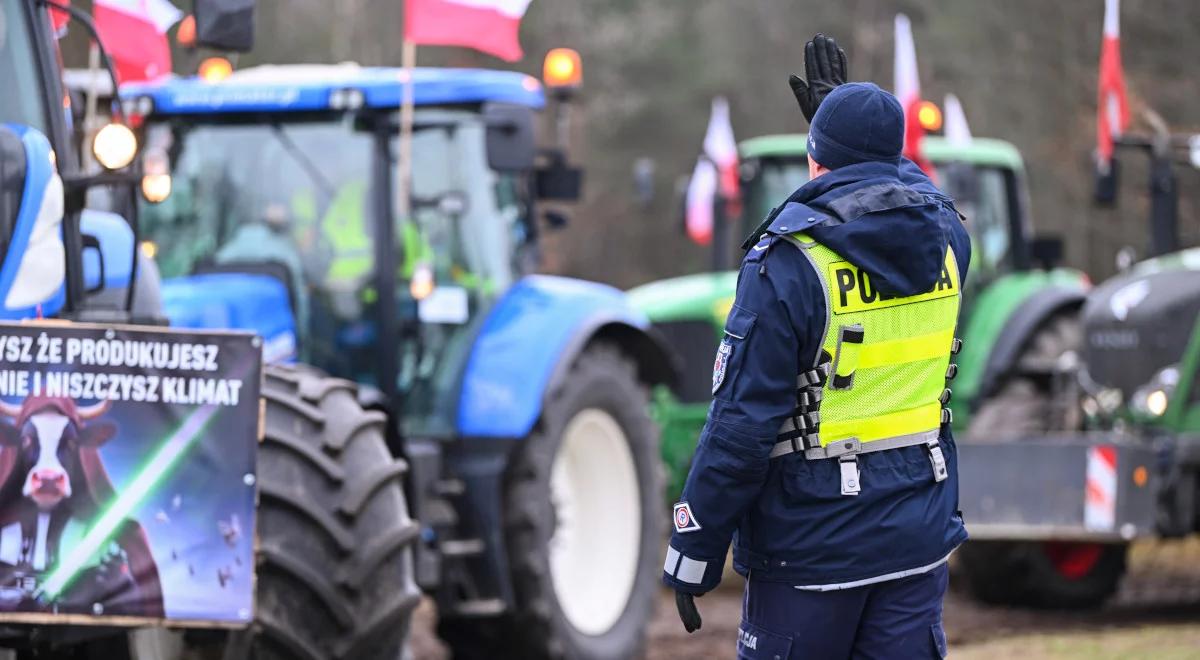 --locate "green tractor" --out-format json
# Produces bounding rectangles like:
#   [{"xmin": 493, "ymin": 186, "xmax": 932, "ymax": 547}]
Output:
[
  {"xmin": 951, "ymin": 128, "xmax": 1200, "ymax": 609},
  {"xmin": 631, "ymin": 133, "xmax": 1089, "ymax": 500}
]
